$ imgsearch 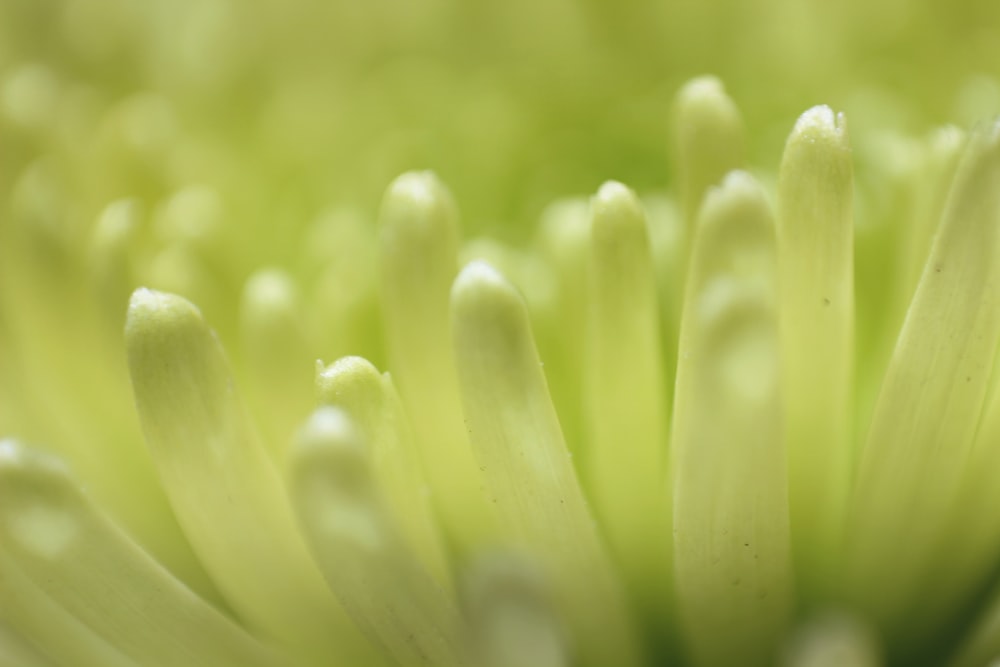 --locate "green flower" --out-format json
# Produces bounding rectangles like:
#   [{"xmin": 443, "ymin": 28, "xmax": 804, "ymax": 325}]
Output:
[{"xmin": 3, "ymin": 2, "xmax": 1000, "ymax": 667}]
